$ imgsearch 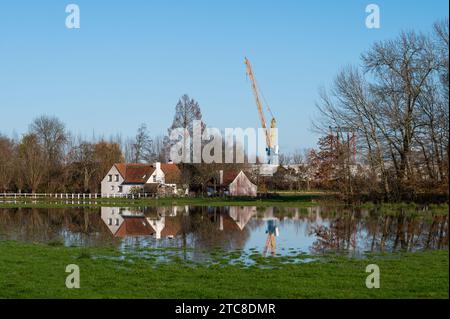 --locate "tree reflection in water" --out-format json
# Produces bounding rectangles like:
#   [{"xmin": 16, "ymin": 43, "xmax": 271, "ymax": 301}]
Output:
[
  {"xmin": 310, "ymin": 208, "xmax": 448, "ymax": 254},
  {"xmin": 0, "ymin": 206, "xmax": 447, "ymax": 258}
]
